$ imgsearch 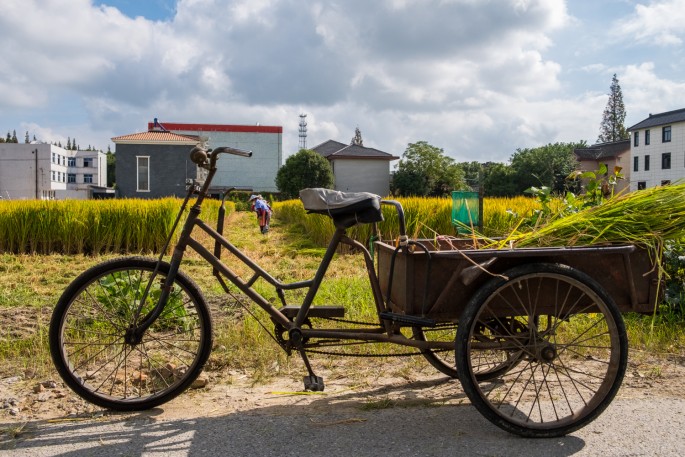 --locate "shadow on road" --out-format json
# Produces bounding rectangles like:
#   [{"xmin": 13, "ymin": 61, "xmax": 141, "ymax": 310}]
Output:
[{"xmin": 0, "ymin": 377, "xmax": 586, "ymax": 457}]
